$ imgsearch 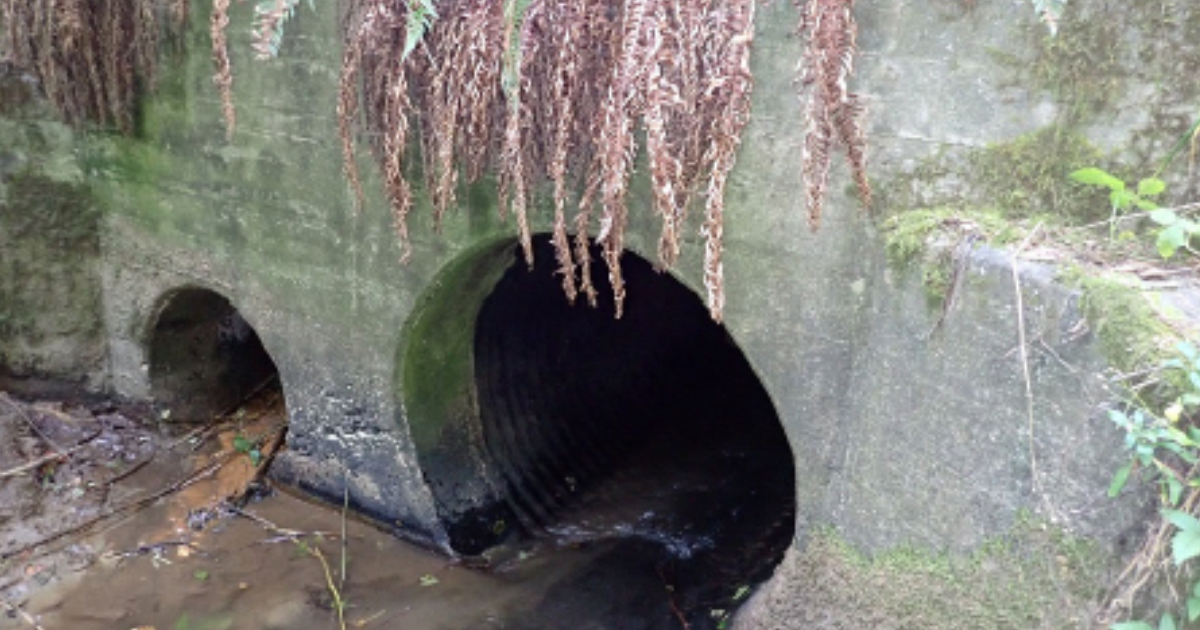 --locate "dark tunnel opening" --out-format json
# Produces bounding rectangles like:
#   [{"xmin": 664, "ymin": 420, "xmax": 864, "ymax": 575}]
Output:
[
  {"xmin": 457, "ymin": 235, "xmax": 796, "ymax": 628},
  {"xmin": 147, "ymin": 288, "xmax": 282, "ymax": 423}
]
